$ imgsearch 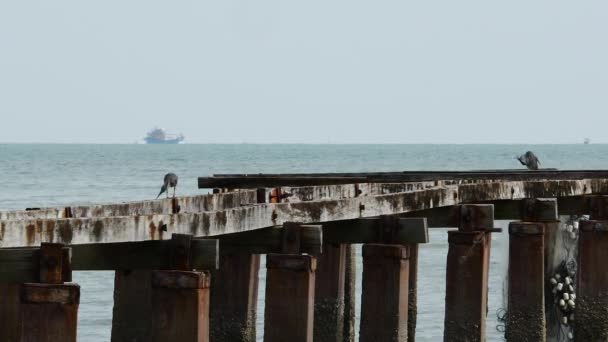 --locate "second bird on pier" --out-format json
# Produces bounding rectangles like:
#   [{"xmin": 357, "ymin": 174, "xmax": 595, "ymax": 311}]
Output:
[
  {"xmin": 517, "ymin": 151, "xmax": 540, "ymax": 170},
  {"xmin": 157, "ymin": 173, "xmax": 178, "ymax": 199}
]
